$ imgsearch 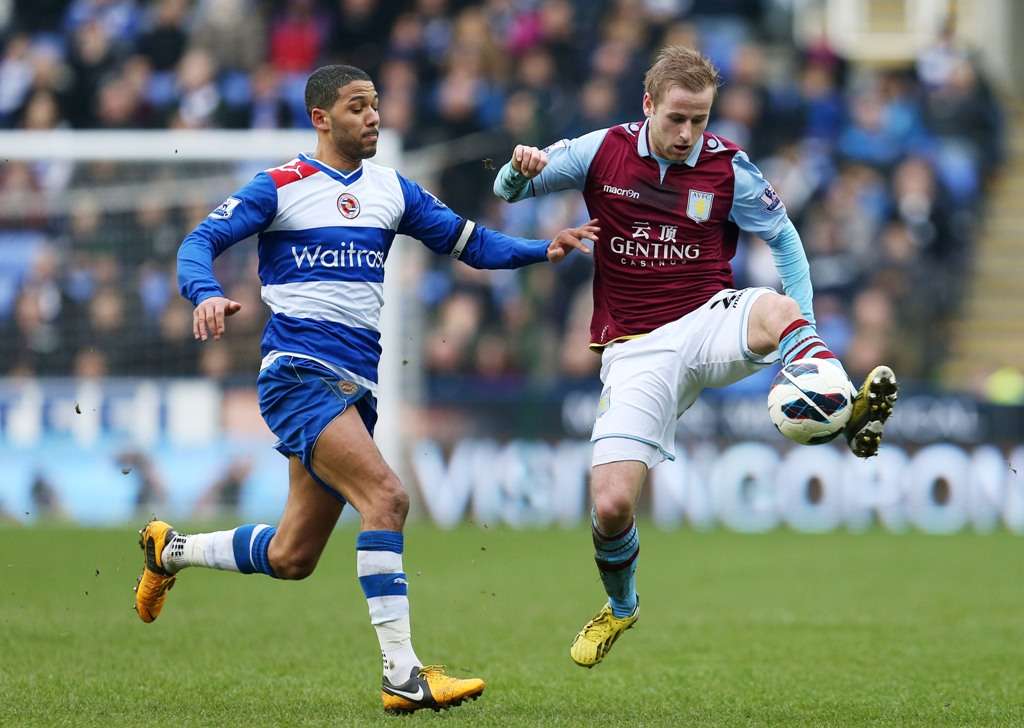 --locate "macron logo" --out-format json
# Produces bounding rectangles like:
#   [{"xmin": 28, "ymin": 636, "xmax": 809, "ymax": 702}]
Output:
[
  {"xmin": 292, "ymin": 244, "xmax": 385, "ymax": 269},
  {"xmin": 603, "ymin": 184, "xmax": 640, "ymax": 200}
]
